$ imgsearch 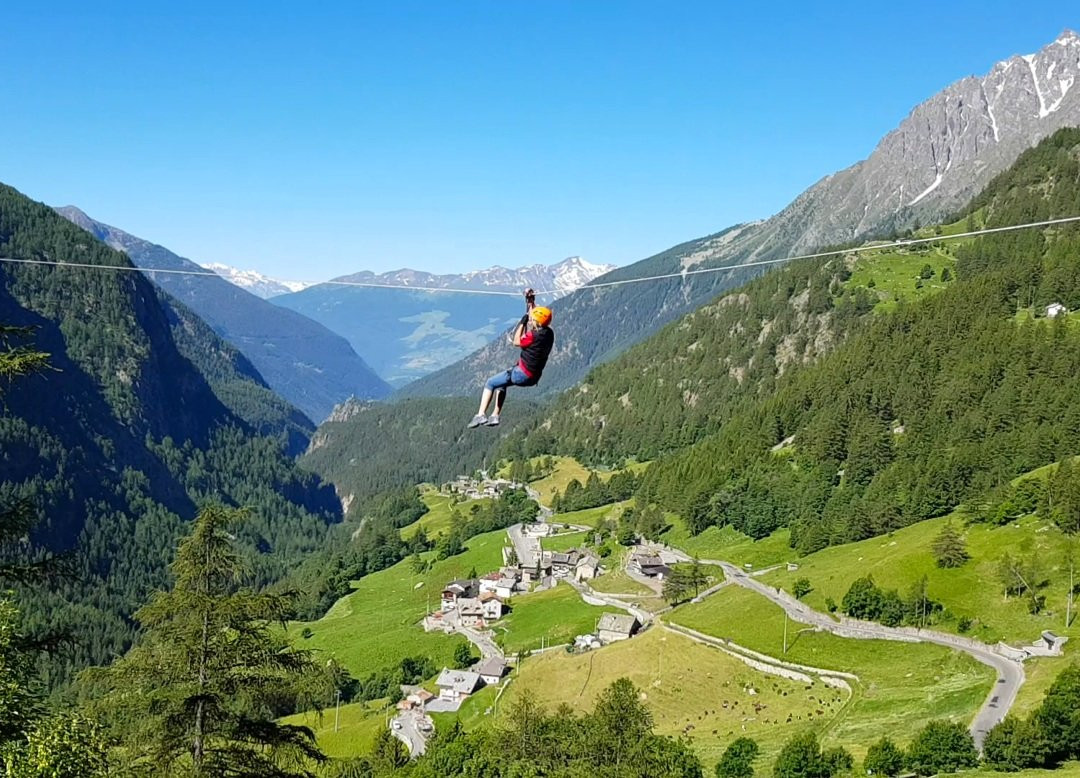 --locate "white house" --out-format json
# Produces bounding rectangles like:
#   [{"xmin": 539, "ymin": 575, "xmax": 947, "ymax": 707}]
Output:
[
  {"xmin": 479, "ymin": 593, "xmax": 505, "ymax": 621},
  {"xmin": 1047, "ymin": 302, "xmax": 1068, "ymax": 318},
  {"xmin": 495, "ymin": 577, "xmax": 517, "ymax": 598},
  {"xmin": 435, "ymin": 668, "xmax": 483, "ymax": 702},
  {"xmin": 478, "ymin": 572, "xmax": 502, "ymax": 594}
]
